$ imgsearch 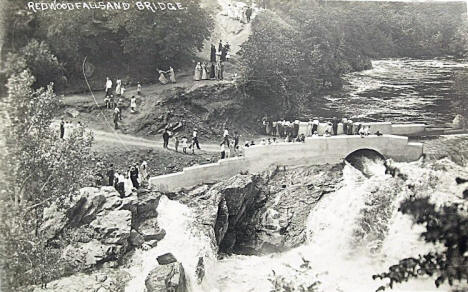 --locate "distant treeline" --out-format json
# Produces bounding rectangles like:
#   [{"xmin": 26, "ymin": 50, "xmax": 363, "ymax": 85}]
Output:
[
  {"xmin": 239, "ymin": 0, "xmax": 468, "ymax": 116},
  {"xmin": 1, "ymin": 0, "xmax": 214, "ymax": 91}
]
